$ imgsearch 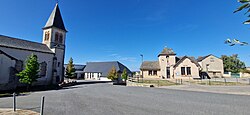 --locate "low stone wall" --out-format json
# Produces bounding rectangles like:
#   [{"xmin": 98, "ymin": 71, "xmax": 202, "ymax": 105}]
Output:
[{"xmin": 126, "ymin": 81, "xmax": 154, "ymax": 87}]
